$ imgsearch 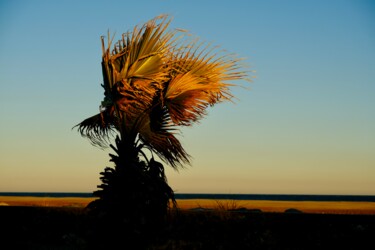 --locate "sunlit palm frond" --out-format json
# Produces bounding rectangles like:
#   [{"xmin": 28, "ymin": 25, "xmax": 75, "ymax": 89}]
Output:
[
  {"xmin": 99, "ymin": 16, "xmax": 181, "ymax": 133},
  {"xmin": 113, "ymin": 79, "xmax": 154, "ymax": 114},
  {"xmin": 103, "ymin": 15, "xmax": 177, "ymax": 87},
  {"xmin": 125, "ymin": 16, "xmax": 175, "ymax": 80},
  {"xmin": 164, "ymin": 73, "xmax": 210, "ymax": 125},
  {"xmin": 164, "ymin": 44, "xmax": 248, "ymax": 126}
]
